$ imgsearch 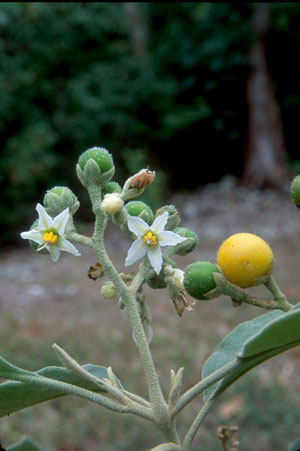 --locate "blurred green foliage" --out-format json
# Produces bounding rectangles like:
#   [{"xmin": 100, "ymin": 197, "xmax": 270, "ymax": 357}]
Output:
[{"xmin": 0, "ymin": 3, "xmax": 299, "ymax": 243}]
